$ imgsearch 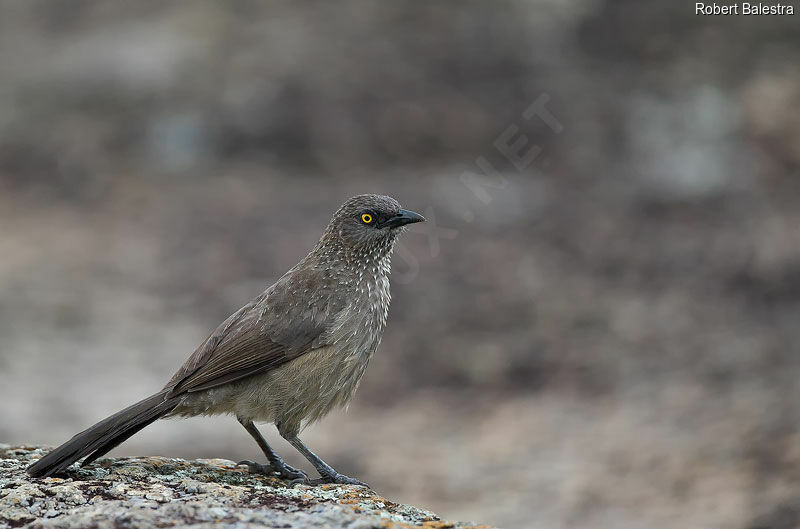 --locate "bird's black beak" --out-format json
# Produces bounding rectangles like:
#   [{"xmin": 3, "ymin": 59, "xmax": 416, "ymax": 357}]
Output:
[{"xmin": 383, "ymin": 209, "xmax": 425, "ymax": 229}]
